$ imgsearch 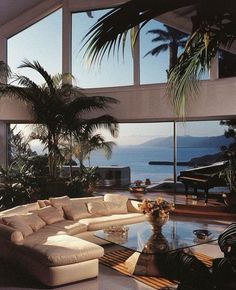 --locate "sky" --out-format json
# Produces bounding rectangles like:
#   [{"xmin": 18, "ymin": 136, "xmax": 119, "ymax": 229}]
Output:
[
  {"xmin": 7, "ymin": 8, "xmax": 225, "ymax": 147},
  {"xmin": 14, "ymin": 121, "xmax": 226, "ymax": 148}
]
